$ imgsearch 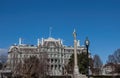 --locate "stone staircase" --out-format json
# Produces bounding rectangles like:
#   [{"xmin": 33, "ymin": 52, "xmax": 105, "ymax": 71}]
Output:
[{"xmin": 71, "ymin": 74, "xmax": 94, "ymax": 78}]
